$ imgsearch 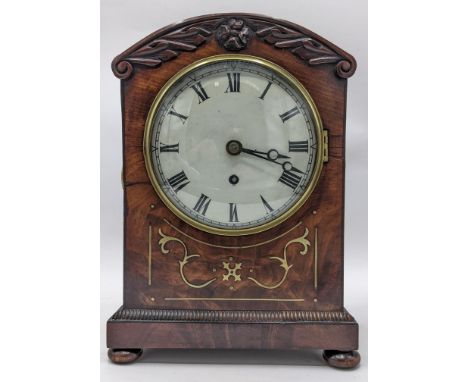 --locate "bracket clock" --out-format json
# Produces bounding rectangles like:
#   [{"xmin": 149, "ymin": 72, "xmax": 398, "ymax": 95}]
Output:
[{"xmin": 106, "ymin": 13, "xmax": 360, "ymax": 369}]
